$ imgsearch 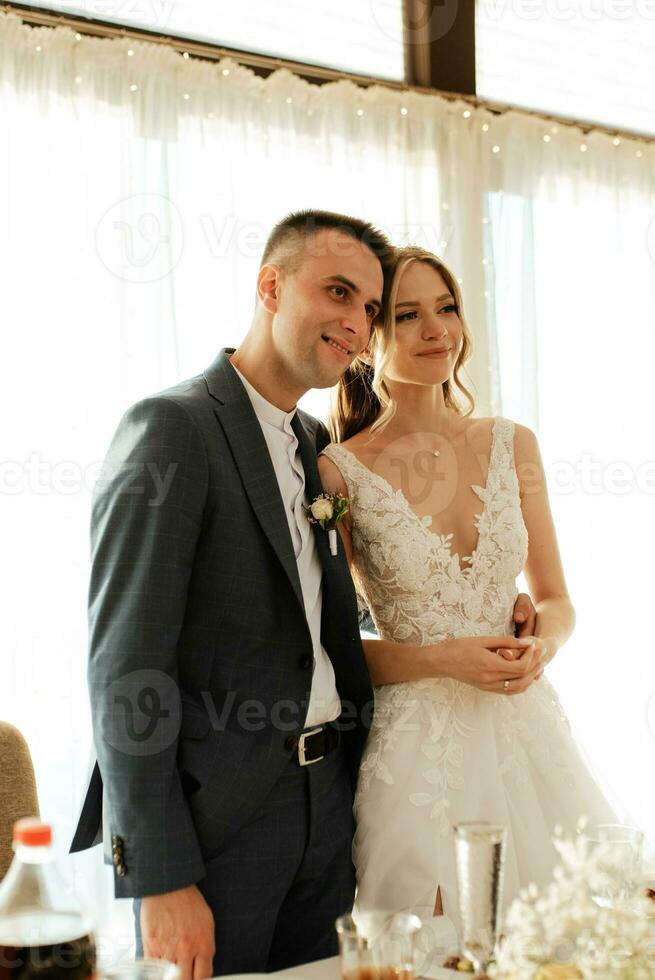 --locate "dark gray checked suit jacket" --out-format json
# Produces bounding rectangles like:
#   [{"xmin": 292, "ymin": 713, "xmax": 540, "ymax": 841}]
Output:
[{"xmin": 70, "ymin": 348, "xmax": 373, "ymax": 898}]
